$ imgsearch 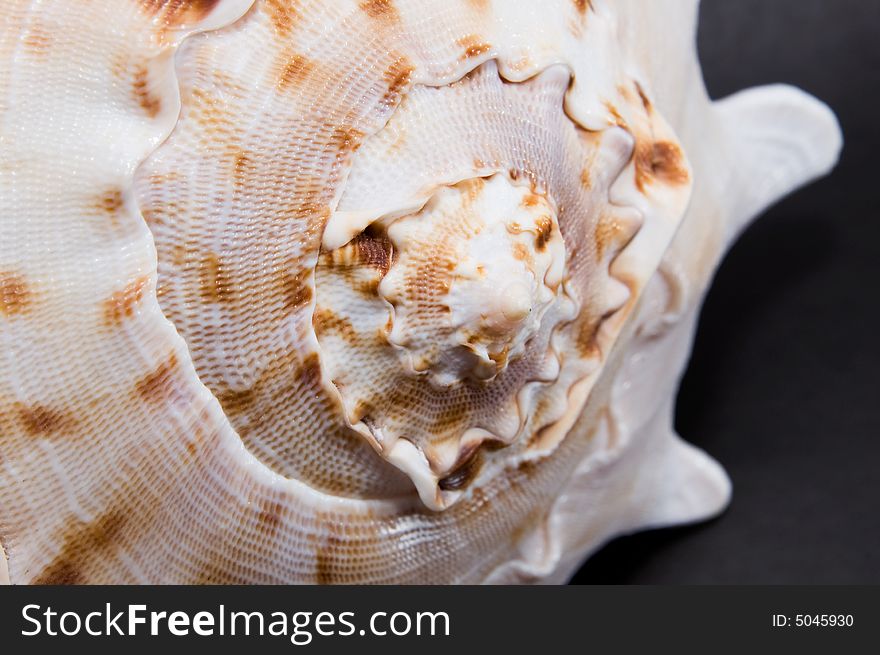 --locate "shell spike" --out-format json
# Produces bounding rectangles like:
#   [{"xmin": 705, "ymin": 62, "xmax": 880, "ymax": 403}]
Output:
[{"xmin": 716, "ymin": 84, "xmax": 842, "ymax": 241}]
